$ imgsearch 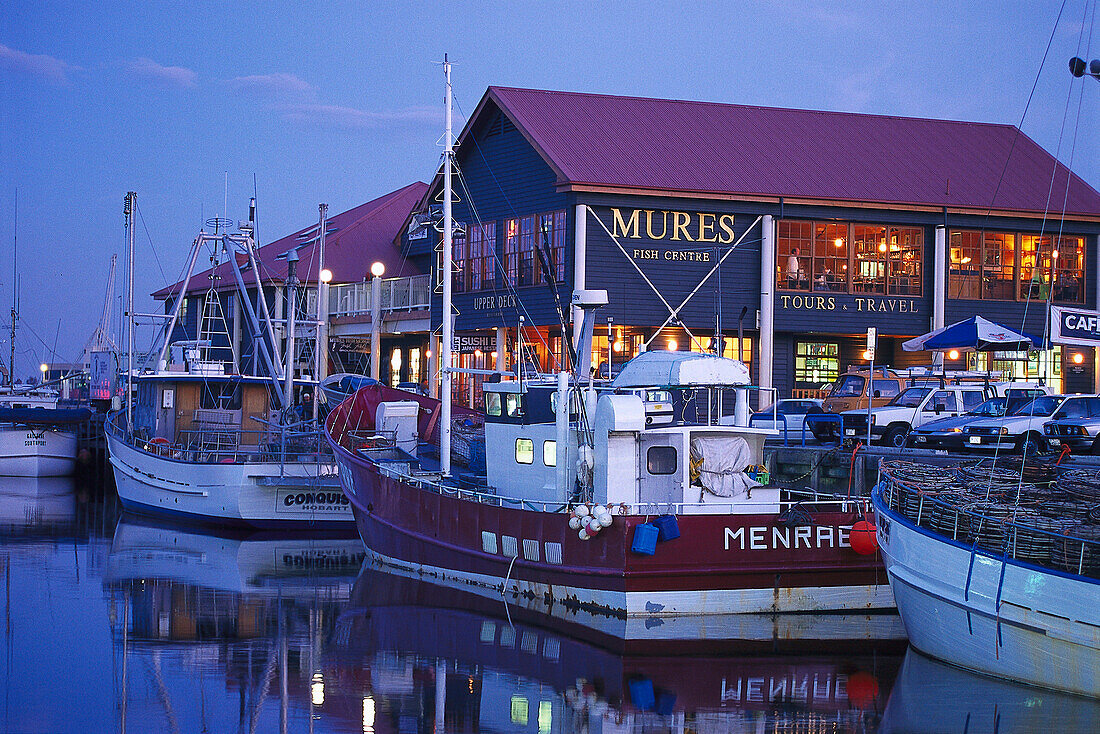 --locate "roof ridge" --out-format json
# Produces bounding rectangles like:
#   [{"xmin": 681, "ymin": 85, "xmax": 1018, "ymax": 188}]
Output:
[{"xmin": 488, "ymin": 85, "xmax": 1021, "ymax": 131}]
